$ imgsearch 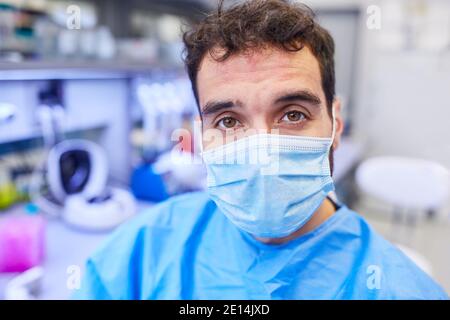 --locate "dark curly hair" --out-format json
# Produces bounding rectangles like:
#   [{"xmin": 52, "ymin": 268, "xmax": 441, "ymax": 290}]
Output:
[{"xmin": 182, "ymin": 0, "xmax": 336, "ymax": 114}]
